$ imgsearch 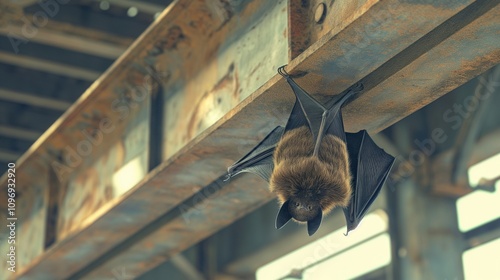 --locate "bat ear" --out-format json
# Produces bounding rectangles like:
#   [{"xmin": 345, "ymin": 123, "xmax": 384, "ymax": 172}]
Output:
[
  {"xmin": 307, "ymin": 211, "xmax": 322, "ymax": 236},
  {"xmin": 276, "ymin": 200, "xmax": 292, "ymax": 229}
]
